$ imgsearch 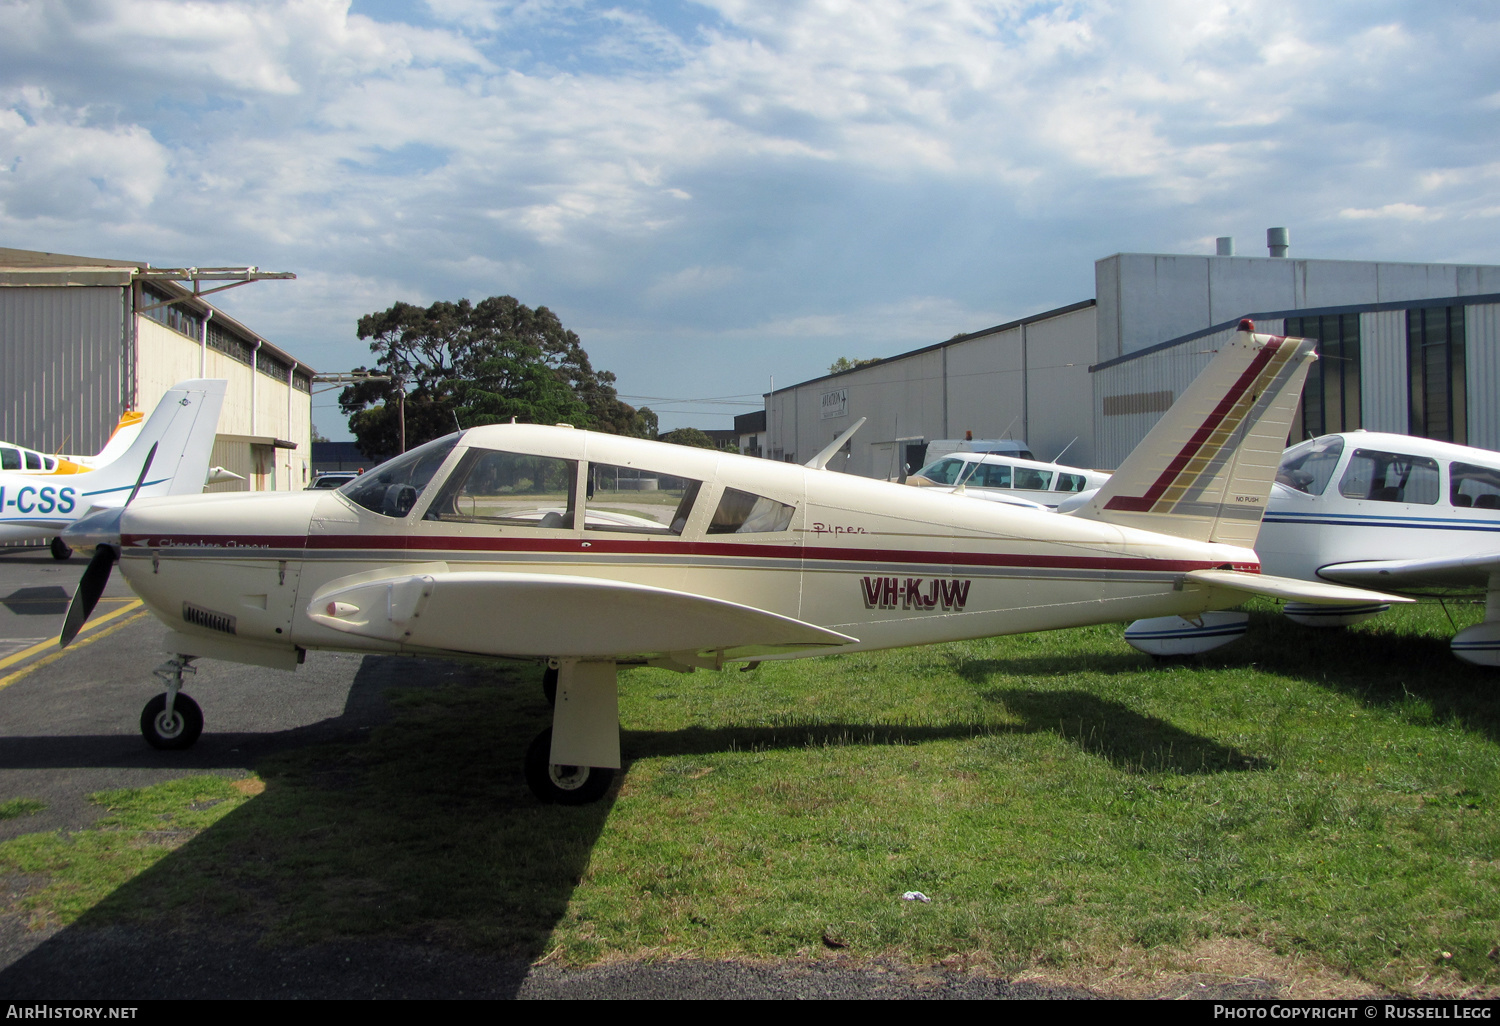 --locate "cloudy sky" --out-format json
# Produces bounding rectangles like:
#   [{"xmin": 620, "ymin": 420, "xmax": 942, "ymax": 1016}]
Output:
[{"xmin": 2, "ymin": 0, "xmax": 1498, "ymax": 439}]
